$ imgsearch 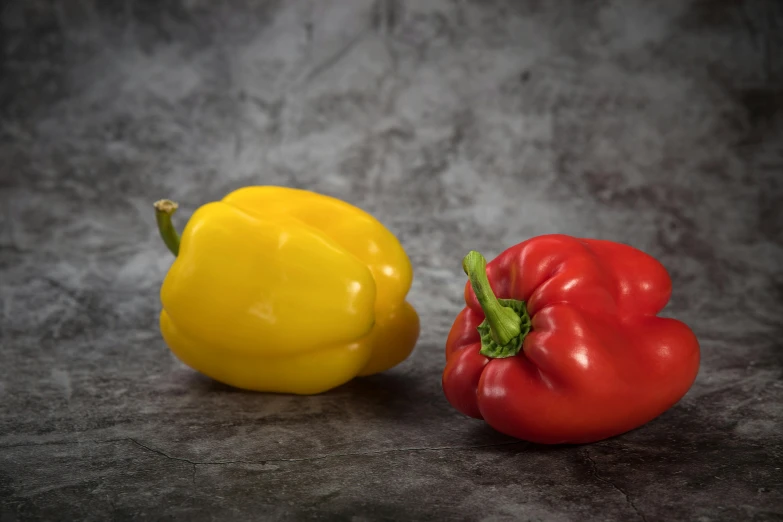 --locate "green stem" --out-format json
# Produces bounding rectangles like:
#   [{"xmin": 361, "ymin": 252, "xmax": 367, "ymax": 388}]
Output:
[
  {"xmin": 462, "ymin": 250, "xmax": 531, "ymax": 358},
  {"xmin": 154, "ymin": 199, "xmax": 181, "ymax": 256}
]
